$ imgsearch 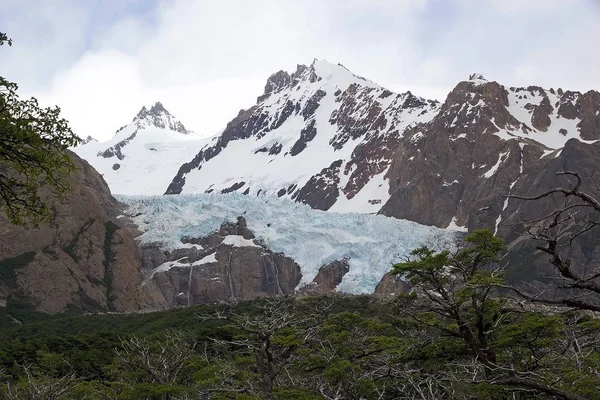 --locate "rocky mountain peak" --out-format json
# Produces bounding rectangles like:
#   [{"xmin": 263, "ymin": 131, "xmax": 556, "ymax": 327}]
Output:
[
  {"xmin": 165, "ymin": 59, "xmax": 442, "ymax": 211},
  {"xmin": 135, "ymin": 101, "xmax": 170, "ymax": 121},
  {"xmin": 257, "ymin": 59, "xmax": 374, "ymax": 103},
  {"xmin": 469, "ymin": 72, "xmax": 487, "ymax": 82},
  {"xmin": 133, "ymin": 101, "xmax": 192, "ymax": 135},
  {"xmin": 93, "ymin": 102, "xmax": 194, "ymax": 162},
  {"xmin": 148, "ymin": 101, "xmax": 169, "ymax": 115}
]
